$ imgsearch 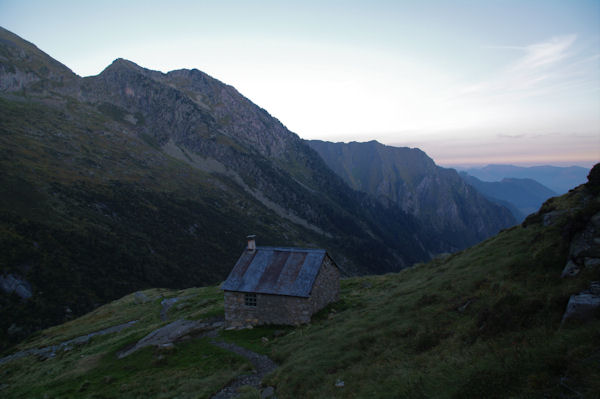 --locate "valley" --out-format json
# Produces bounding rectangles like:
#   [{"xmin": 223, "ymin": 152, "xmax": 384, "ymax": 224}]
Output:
[
  {"xmin": 0, "ymin": 167, "xmax": 598, "ymax": 398},
  {"xmin": 0, "ymin": 24, "xmax": 598, "ymax": 399},
  {"xmin": 1, "ymin": 26, "xmax": 517, "ymax": 349}
]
